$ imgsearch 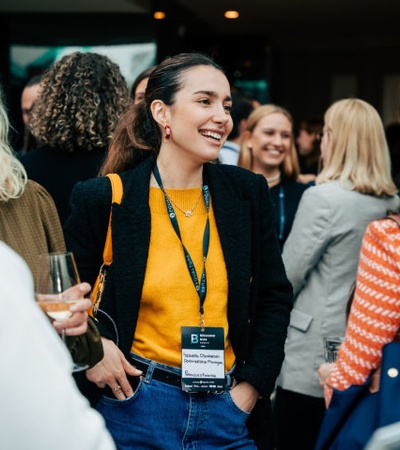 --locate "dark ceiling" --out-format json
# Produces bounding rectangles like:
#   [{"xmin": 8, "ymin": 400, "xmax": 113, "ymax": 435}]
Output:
[
  {"xmin": 3, "ymin": 0, "xmax": 400, "ymax": 44},
  {"xmin": 2, "ymin": 0, "xmax": 400, "ymax": 134},
  {"xmin": 173, "ymin": 0, "xmax": 400, "ymax": 45}
]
